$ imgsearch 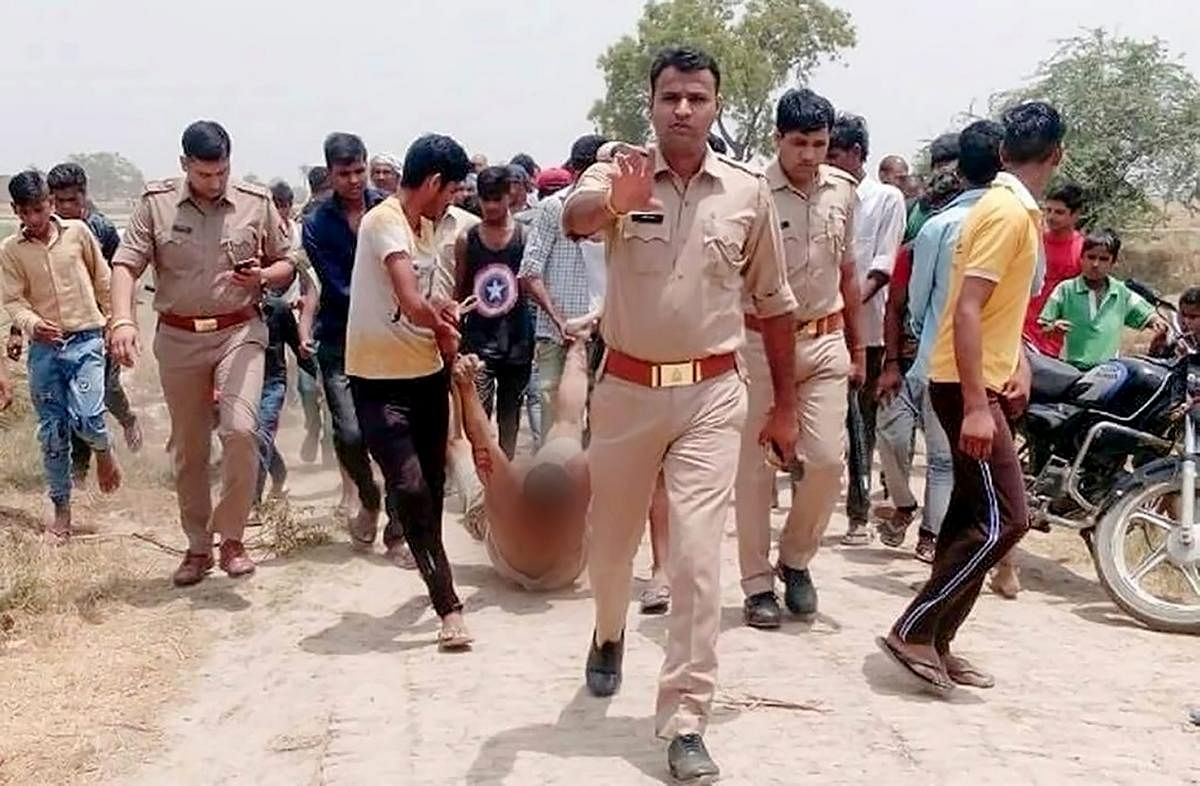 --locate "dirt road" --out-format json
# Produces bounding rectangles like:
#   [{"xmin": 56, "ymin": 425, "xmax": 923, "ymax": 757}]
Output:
[{"xmin": 118, "ymin": 436, "xmax": 1200, "ymax": 786}]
